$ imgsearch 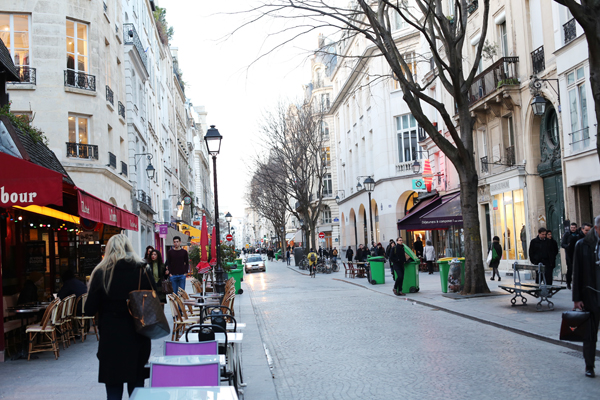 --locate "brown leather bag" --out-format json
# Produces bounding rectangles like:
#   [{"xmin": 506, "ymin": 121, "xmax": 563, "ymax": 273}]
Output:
[
  {"xmin": 161, "ymin": 279, "xmax": 174, "ymax": 294},
  {"xmin": 128, "ymin": 266, "xmax": 170, "ymax": 339}
]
